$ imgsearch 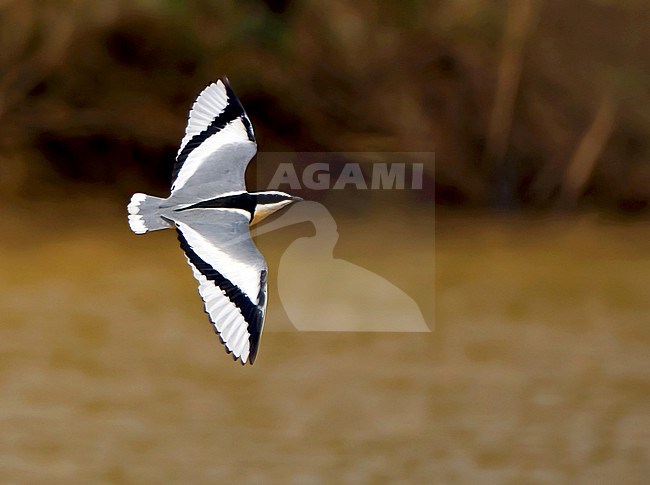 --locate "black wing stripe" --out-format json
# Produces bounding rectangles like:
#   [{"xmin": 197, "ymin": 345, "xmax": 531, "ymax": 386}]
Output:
[
  {"xmin": 177, "ymin": 229, "xmax": 264, "ymax": 362},
  {"xmin": 239, "ymin": 112, "xmax": 256, "ymax": 143},
  {"xmin": 250, "ymin": 269, "xmax": 267, "ymax": 364},
  {"xmin": 171, "ymin": 81, "xmax": 255, "ymax": 185}
]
